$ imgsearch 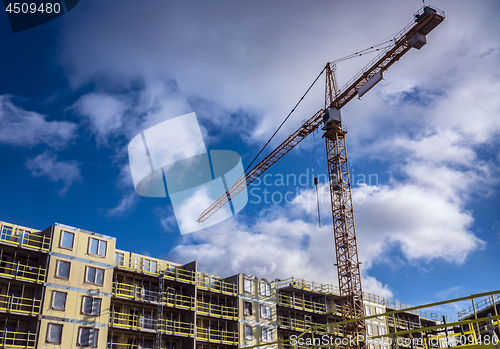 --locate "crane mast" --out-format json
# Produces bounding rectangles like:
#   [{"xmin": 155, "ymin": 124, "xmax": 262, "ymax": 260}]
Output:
[{"xmin": 197, "ymin": 6, "xmax": 444, "ymax": 348}]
